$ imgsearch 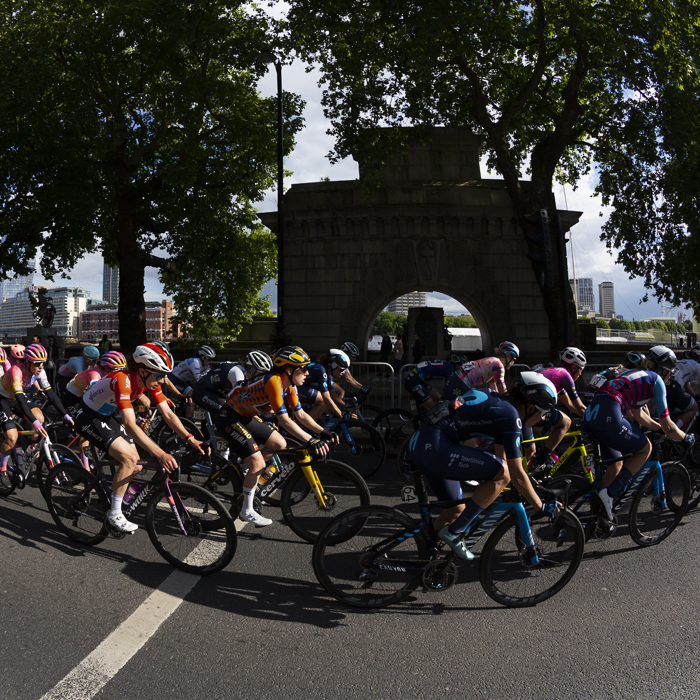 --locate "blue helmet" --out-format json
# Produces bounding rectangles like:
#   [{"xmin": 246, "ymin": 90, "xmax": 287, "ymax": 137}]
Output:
[
  {"xmin": 498, "ymin": 341, "xmax": 520, "ymax": 360},
  {"xmin": 83, "ymin": 345, "xmax": 100, "ymax": 361}
]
